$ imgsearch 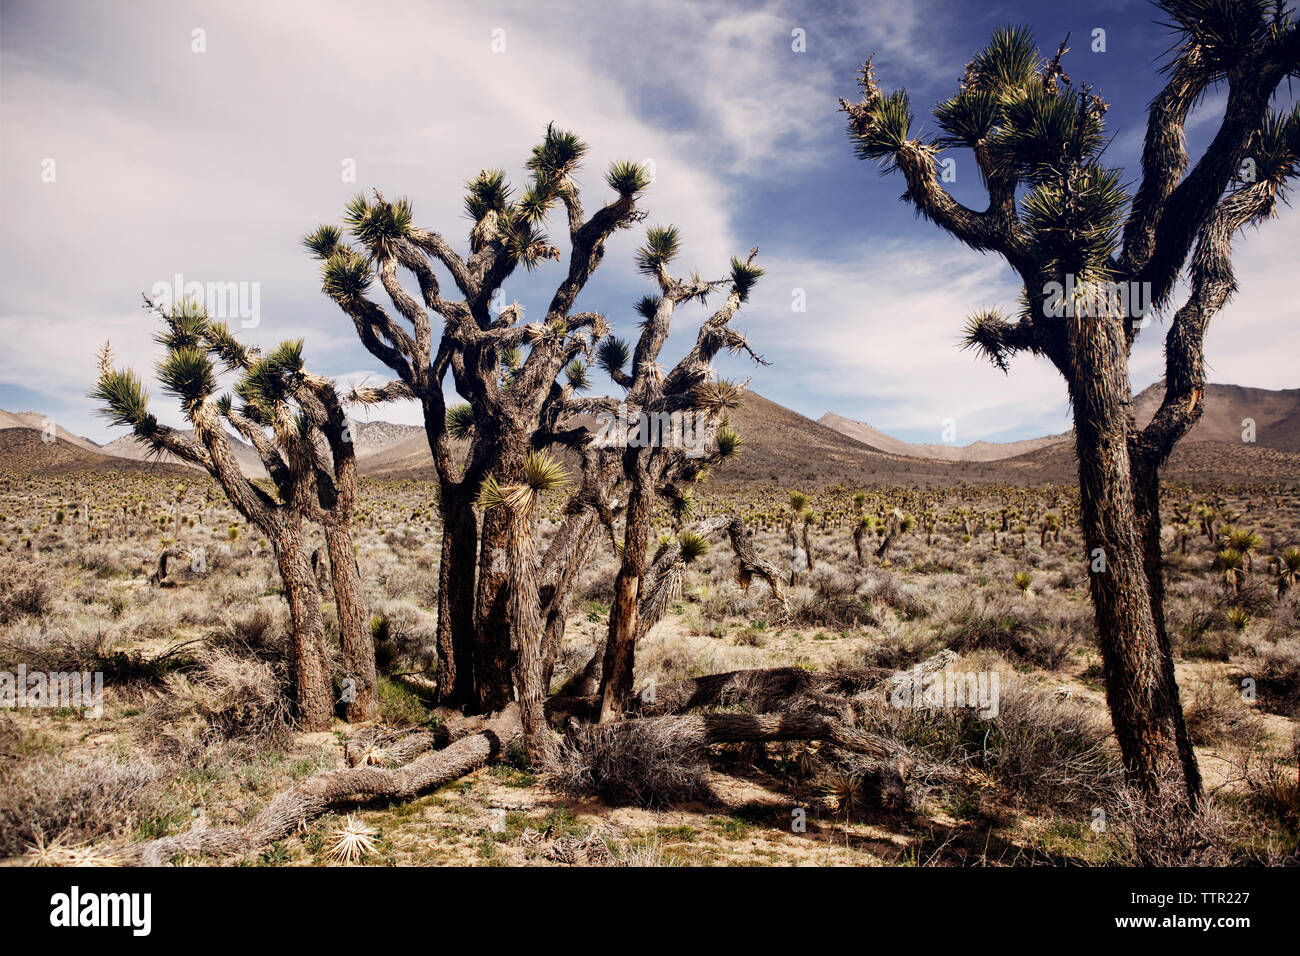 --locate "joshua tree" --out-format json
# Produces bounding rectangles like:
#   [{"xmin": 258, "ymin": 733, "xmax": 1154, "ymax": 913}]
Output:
[
  {"xmin": 92, "ymin": 301, "xmax": 335, "ymax": 729},
  {"xmin": 1225, "ymin": 527, "xmax": 1264, "ymax": 572},
  {"xmin": 842, "ymin": 2, "xmax": 1300, "ymax": 810},
  {"xmin": 874, "ymin": 507, "xmax": 914, "ymax": 561},
  {"xmin": 587, "ymin": 241, "xmax": 777, "ymax": 721},
  {"xmin": 217, "ymin": 330, "xmax": 378, "ymax": 722},
  {"xmin": 1276, "ymin": 546, "xmax": 1300, "ymax": 597},
  {"xmin": 853, "ymin": 513, "xmax": 874, "ymax": 564},
  {"xmin": 307, "ymin": 126, "xmax": 656, "ymax": 714}
]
